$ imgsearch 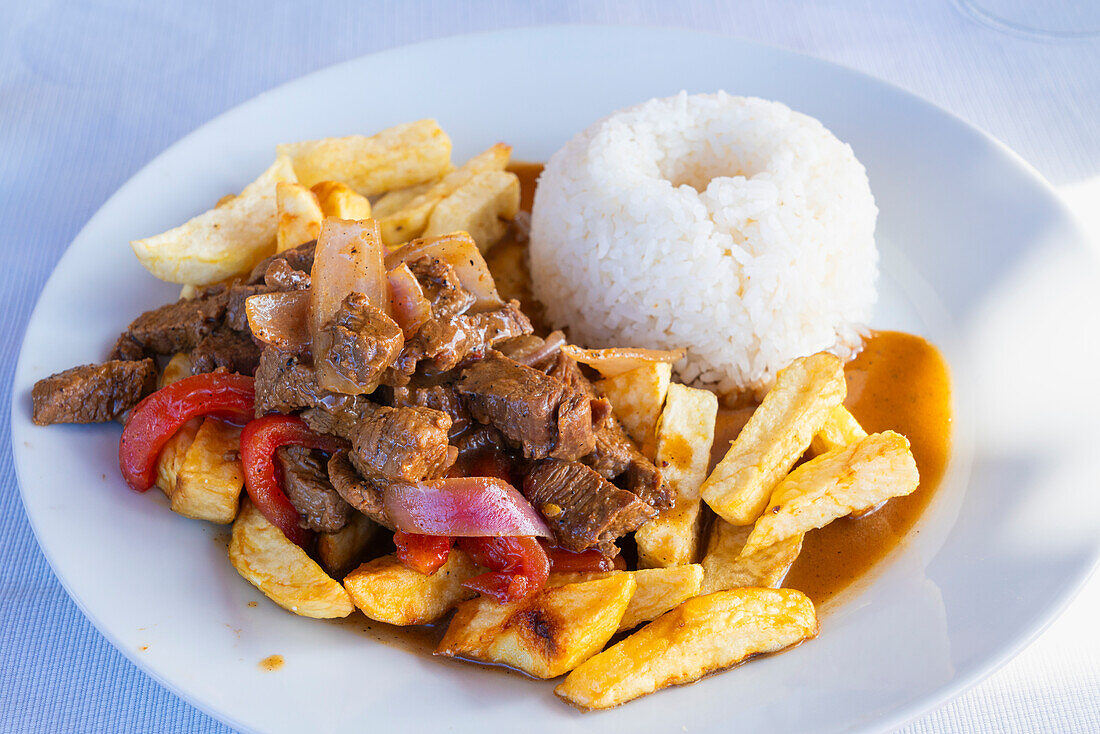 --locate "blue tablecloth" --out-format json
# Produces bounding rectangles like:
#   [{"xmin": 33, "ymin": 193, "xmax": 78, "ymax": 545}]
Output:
[{"xmin": 3, "ymin": 2, "xmax": 1098, "ymax": 731}]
